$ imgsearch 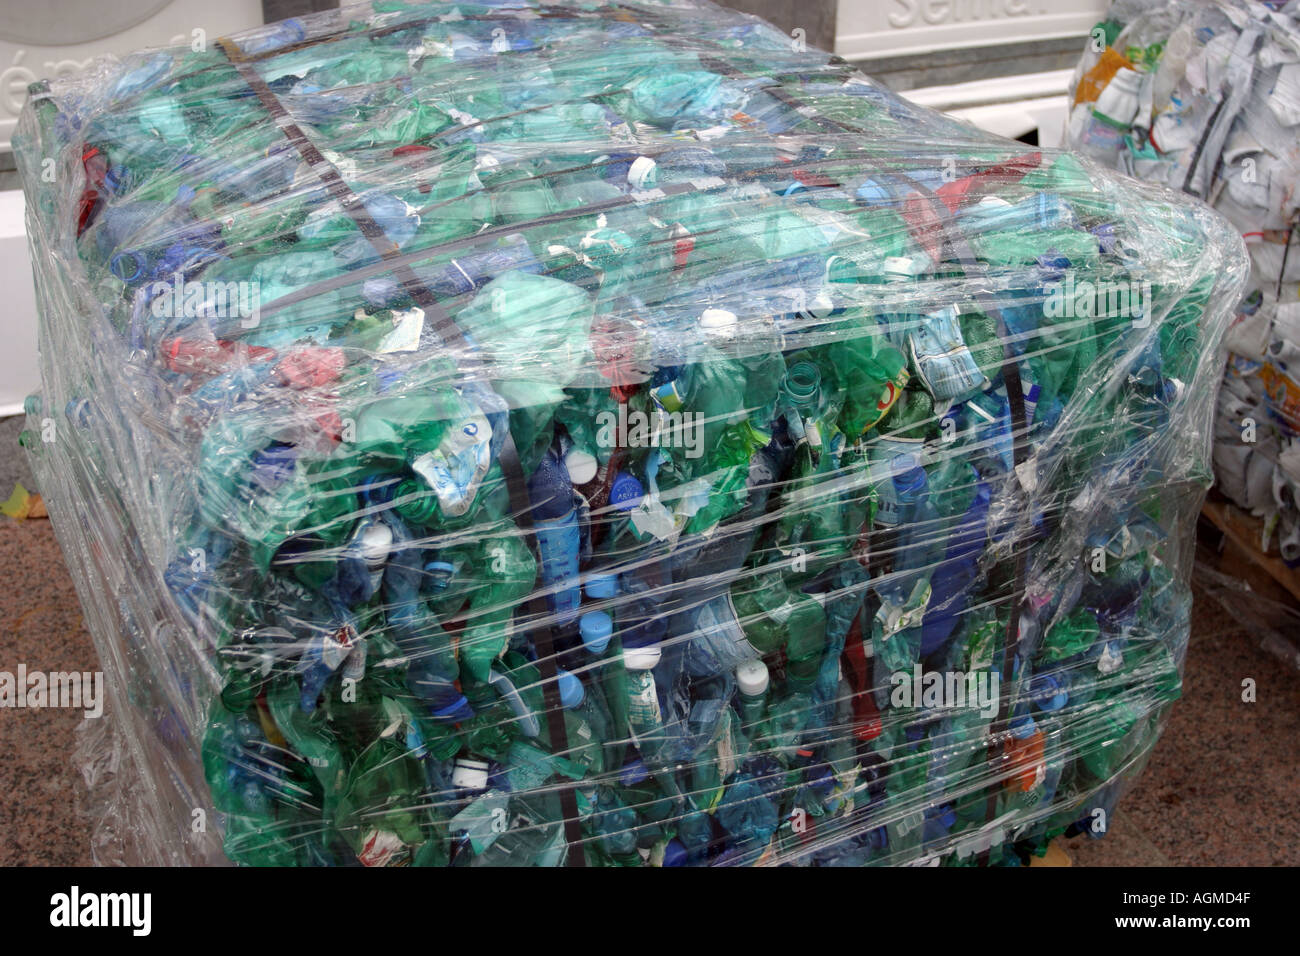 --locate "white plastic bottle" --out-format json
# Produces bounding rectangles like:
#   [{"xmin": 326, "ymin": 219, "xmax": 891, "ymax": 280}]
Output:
[
  {"xmin": 623, "ymin": 646, "xmax": 664, "ymax": 738},
  {"xmin": 1082, "ymin": 68, "xmax": 1144, "ymax": 162},
  {"xmin": 1151, "ymin": 23, "xmax": 1193, "ymax": 114},
  {"xmin": 1094, "ymin": 67, "xmax": 1144, "ymax": 127}
]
